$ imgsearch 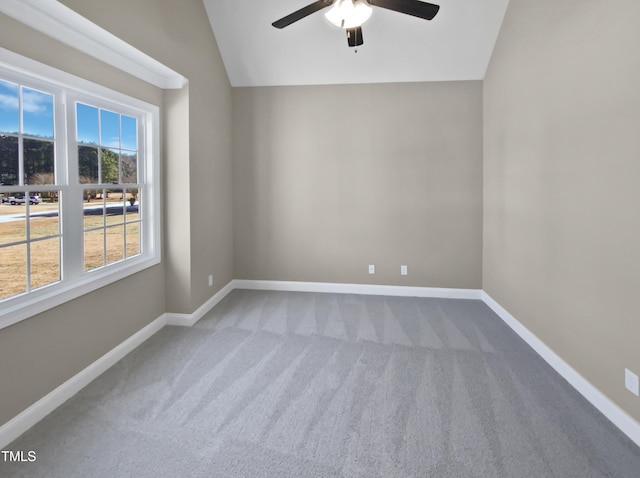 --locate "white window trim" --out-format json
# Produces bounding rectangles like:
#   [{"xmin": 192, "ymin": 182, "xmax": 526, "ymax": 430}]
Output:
[
  {"xmin": 0, "ymin": 47, "xmax": 161, "ymax": 330},
  {"xmin": 0, "ymin": 0, "xmax": 187, "ymax": 89}
]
